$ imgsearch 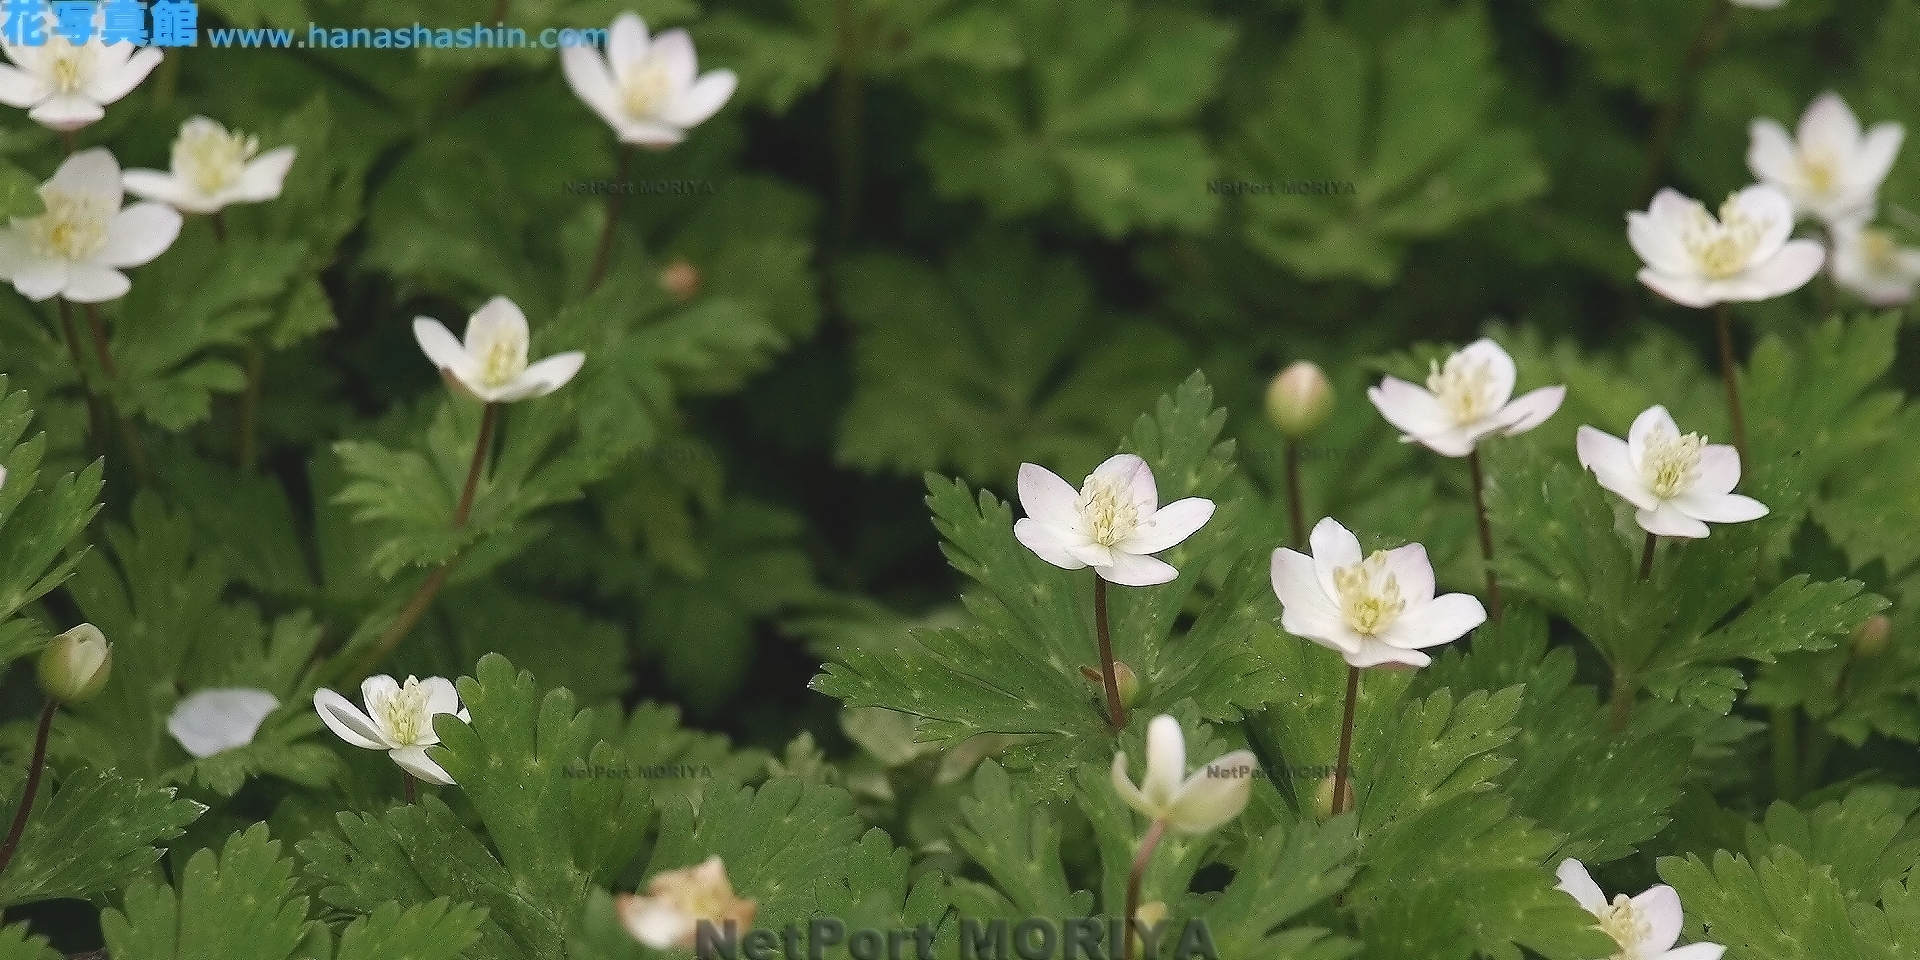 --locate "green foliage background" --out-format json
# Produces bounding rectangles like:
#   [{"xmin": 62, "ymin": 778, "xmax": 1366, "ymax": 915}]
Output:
[{"xmin": 1, "ymin": 0, "xmax": 1919, "ymax": 956}]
